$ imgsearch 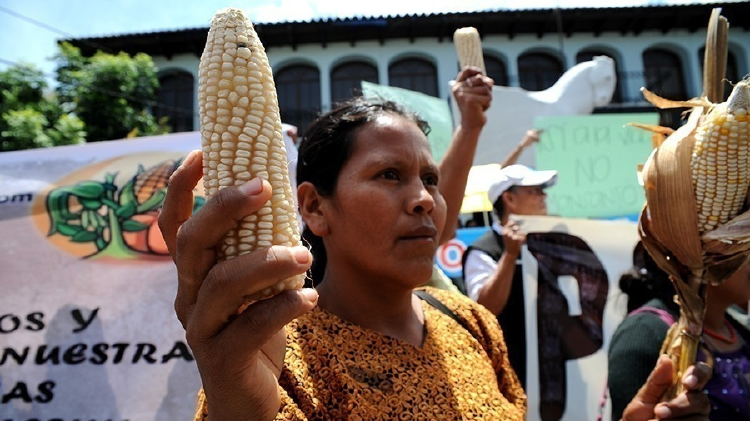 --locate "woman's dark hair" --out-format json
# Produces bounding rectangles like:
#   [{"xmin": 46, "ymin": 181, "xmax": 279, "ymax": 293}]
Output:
[
  {"xmin": 619, "ymin": 241, "xmax": 679, "ymax": 313},
  {"xmin": 296, "ymin": 96, "xmax": 430, "ymax": 285}
]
